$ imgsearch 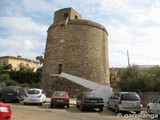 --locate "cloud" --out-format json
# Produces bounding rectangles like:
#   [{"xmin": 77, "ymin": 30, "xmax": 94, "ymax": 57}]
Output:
[
  {"xmin": 0, "ymin": 35, "xmax": 46, "ymax": 59},
  {"xmin": 91, "ymin": 0, "xmax": 160, "ymax": 67},
  {"xmin": 0, "ymin": 15, "xmax": 47, "ymax": 59},
  {"xmin": 0, "ymin": 0, "xmax": 54, "ymax": 16},
  {"xmin": 0, "ymin": 35, "xmax": 45, "ymax": 52},
  {"xmin": 21, "ymin": 0, "xmax": 53, "ymax": 13},
  {"xmin": 0, "ymin": 0, "xmax": 160, "ymax": 67},
  {"xmin": 0, "ymin": 0, "xmax": 49, "ymax": 60},
  {"xmin": 0, "ymin": 16, "xmax": 47, "ymax": 35}
]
